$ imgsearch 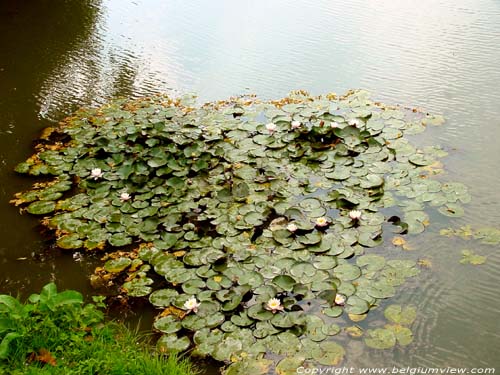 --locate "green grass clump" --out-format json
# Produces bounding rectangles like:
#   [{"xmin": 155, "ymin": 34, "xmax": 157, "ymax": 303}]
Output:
[{"xmin": 0, "ymin": 283, "xmax": 196, "ymax": 375}]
